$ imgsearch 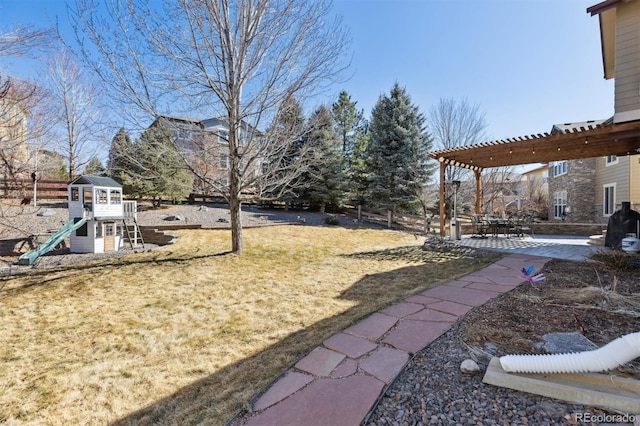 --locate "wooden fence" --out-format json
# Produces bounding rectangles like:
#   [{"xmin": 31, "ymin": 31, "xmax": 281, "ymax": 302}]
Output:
[{"xmin": 1, "ymin": 178, "xmax": 68, "ymax": 200}]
